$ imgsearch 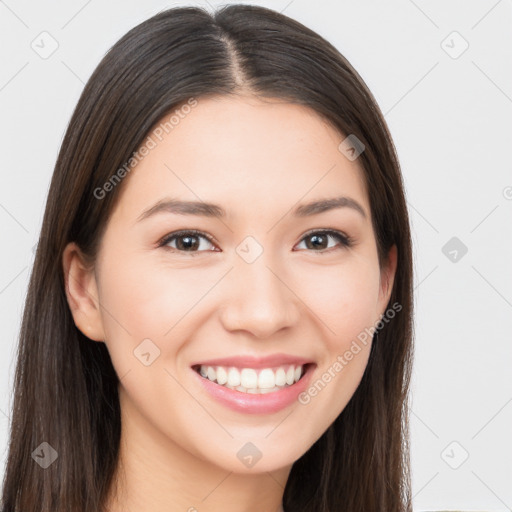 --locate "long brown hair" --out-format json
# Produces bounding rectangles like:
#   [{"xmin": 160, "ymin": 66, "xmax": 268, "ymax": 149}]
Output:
[{"xmin": 1, "ymin": 4, "xmax": 414, "ymax": 511}]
